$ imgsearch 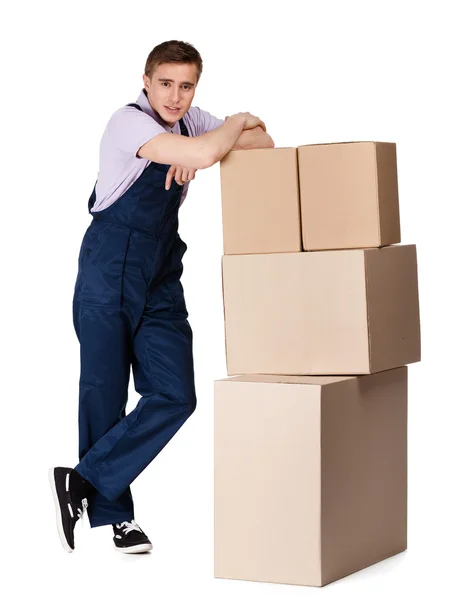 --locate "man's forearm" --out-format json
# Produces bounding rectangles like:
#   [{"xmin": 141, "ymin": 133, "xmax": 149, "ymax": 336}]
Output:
[{"xmin": 197, "ymin": 115, "xmax": 246, "ymax": 167}]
